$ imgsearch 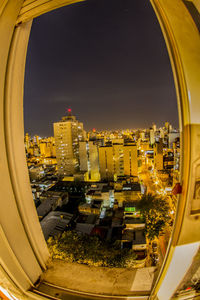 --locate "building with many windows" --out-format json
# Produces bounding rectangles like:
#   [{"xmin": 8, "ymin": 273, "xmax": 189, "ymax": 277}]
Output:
[
  {"xmin": 99, "ymin": 141, "xmax": 138, "ymax": 181},
  {"xmin": 79, "ymin": 141, "xmax": 100, "ymax": 181},
  {"xmin": 54, "ymin": 109, "xmax": 85, "ymax": 176}
]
